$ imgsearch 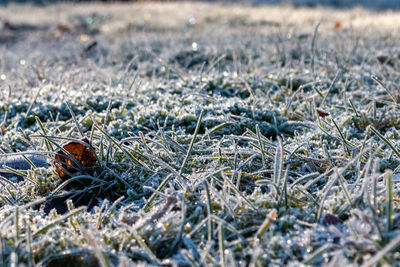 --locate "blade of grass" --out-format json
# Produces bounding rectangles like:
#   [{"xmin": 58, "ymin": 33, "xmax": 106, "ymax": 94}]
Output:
[
  {"xmin": 143, "ymin": 174, "xmax": 173, "ymax": 212},
  {"xmin": 180, "ymin": 110, "xmax": 204, "ymax": 173},
  {"xmin": 26, "ymin": 221, "xmax": 34, "ymax": 266},
  {"xmin": 386, "ymin": 170, "xmax": 393, "ymax": 232},
  {"xmin": 25, "ymin": 87, "xmax": 43, "ymax": 117},
  {"xmin": 349, "ymin": 99, "xmax": 360, "ymax": 117},
  {"xmin": 256, "ymin": 124, "xmax": 266, "ymax": 168},
  {"xmin": 369, "ymin": 126, "xmax": 400, "ymax": 159},
  {"xmin": 334, "ymin": 168, "xmax": 353, "ymax": 207},
  {"xmin": 218, "ymin": 223, "xmax": 226, "ymax": 267},
  {"xmin": 14, "ymin": 207, "xmax": 19, "ymax": 242},
  {"xmin": 317, "ymin": 172, "xmax": 339, "ymax": 221},
  {"xmin": 203, "ymin": 180, "xmax": 214, "ymax": 242},
  {"xmin": 0, "ymin": 166, "xmax": 27, "ymax": 179},
  {"xmin": 65, "ymin": 101, "xmax": 84, "ymax": 138},
  {"xmin": 372, "ymin": 75, "xmax": 397, "ymax": 104},
  {"xmin": 311, "ymin": 21, "xmax": 321, "ymax": 73},
  {"xmin": 278, "ymin": 167, "xmax": 290, "ymax": 209},
  {"xmin": 274, "ymin": 136, "xmax": 284, "ymax": 197},
  {"xmin": 320, "ymin": 70, "xmax": 340, "ymax": 107},
  {"xmin": 35, "ymin": 116, "xmax": 54, "ymax": 152}
]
